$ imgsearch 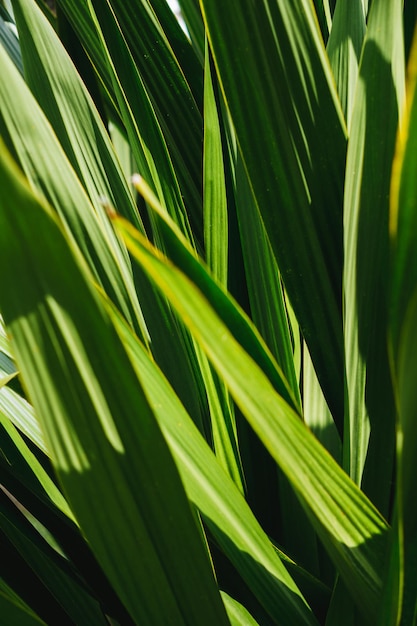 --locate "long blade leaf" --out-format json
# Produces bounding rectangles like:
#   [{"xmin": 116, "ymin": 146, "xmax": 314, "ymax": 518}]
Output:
[
  {"xmin": 200, "ymin": 0, "xmax": 347, "ymax": 428},
  {"xmin": 0, "ymin": 143, "xmax": 229, "ymax": 626},
  {"xmin": 114, "ymin": 213, "xmax": 390, "ymax": 622}
]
